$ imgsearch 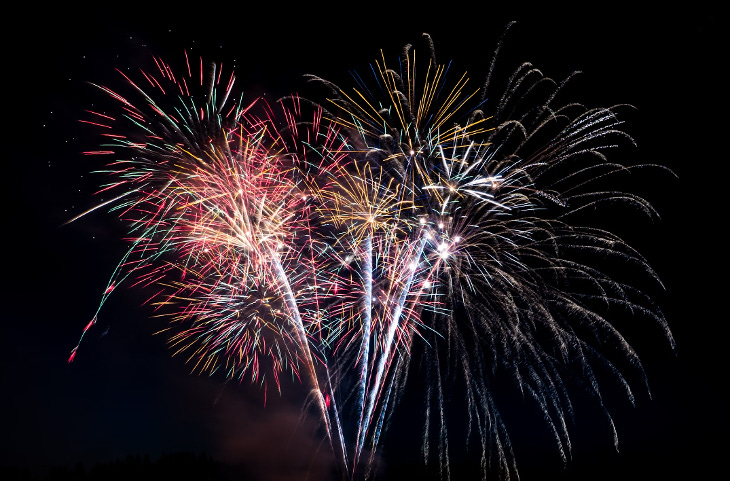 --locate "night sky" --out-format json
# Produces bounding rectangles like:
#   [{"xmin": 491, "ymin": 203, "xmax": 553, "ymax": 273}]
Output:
[{"xmin": 3, "ymin": 3, "xmax": 722, "ymax": 480}]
